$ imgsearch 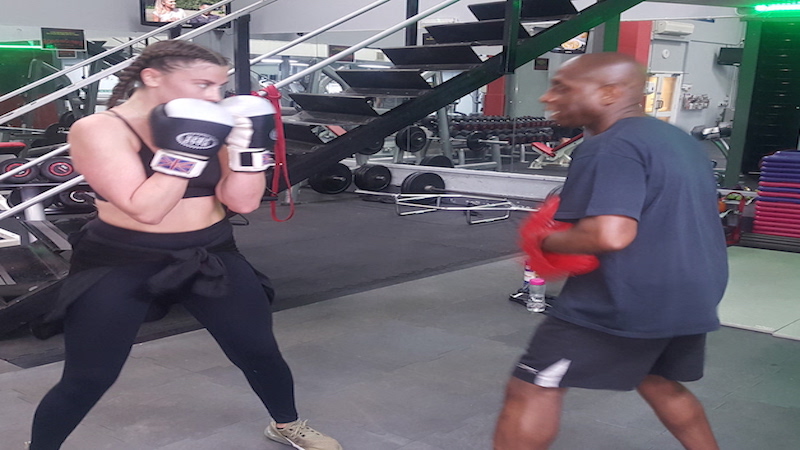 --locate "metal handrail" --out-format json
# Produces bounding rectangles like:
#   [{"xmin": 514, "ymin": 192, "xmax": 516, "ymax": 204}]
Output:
[
  {"xmin": 0, "ymin": 0, "xmax": 278, "ymax": 126},
  {"xmin": 0, "ymin": 0, "xmax": 238, "ymax": 105},
  {"xmin": 274, "ymin": 0, "xmax": 462, "ymax": 89},
  {"xmin": 245, "ymin": 0, "xmax": 393, "ymax": 69}
]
